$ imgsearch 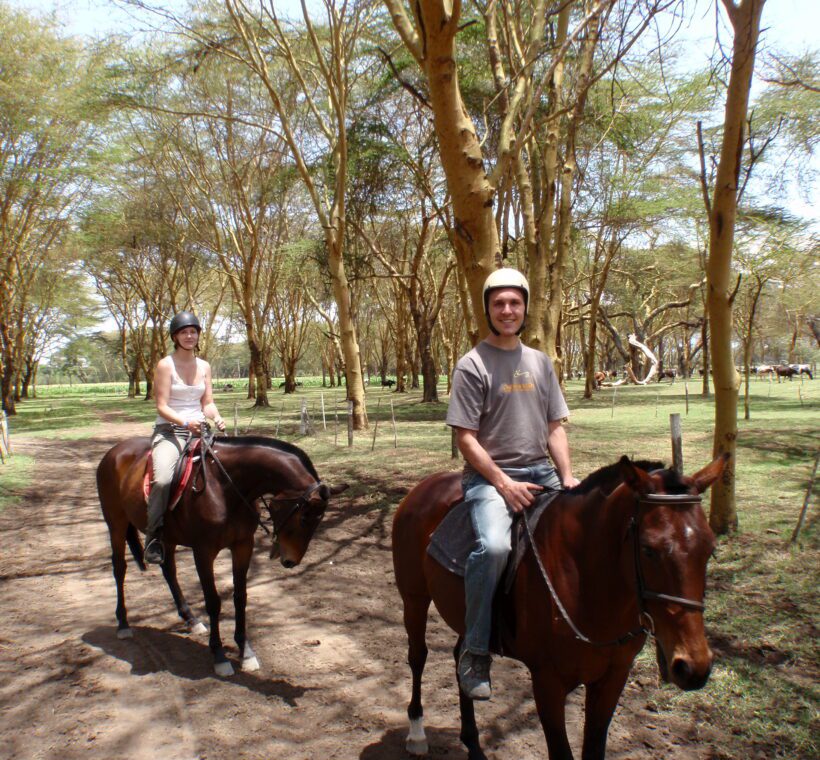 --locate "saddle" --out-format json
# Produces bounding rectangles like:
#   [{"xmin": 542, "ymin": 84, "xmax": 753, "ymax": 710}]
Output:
[
  {"xmin": 427, "ymin": 489, "xmax": 561, "ymax": 654},
  {"xmin": 427, "ymin": 489, "xmax": 560, "ymax": 583},
  {"xmin": 142, "ymin": 438, "xmax": 203, "ymax": 510}
]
